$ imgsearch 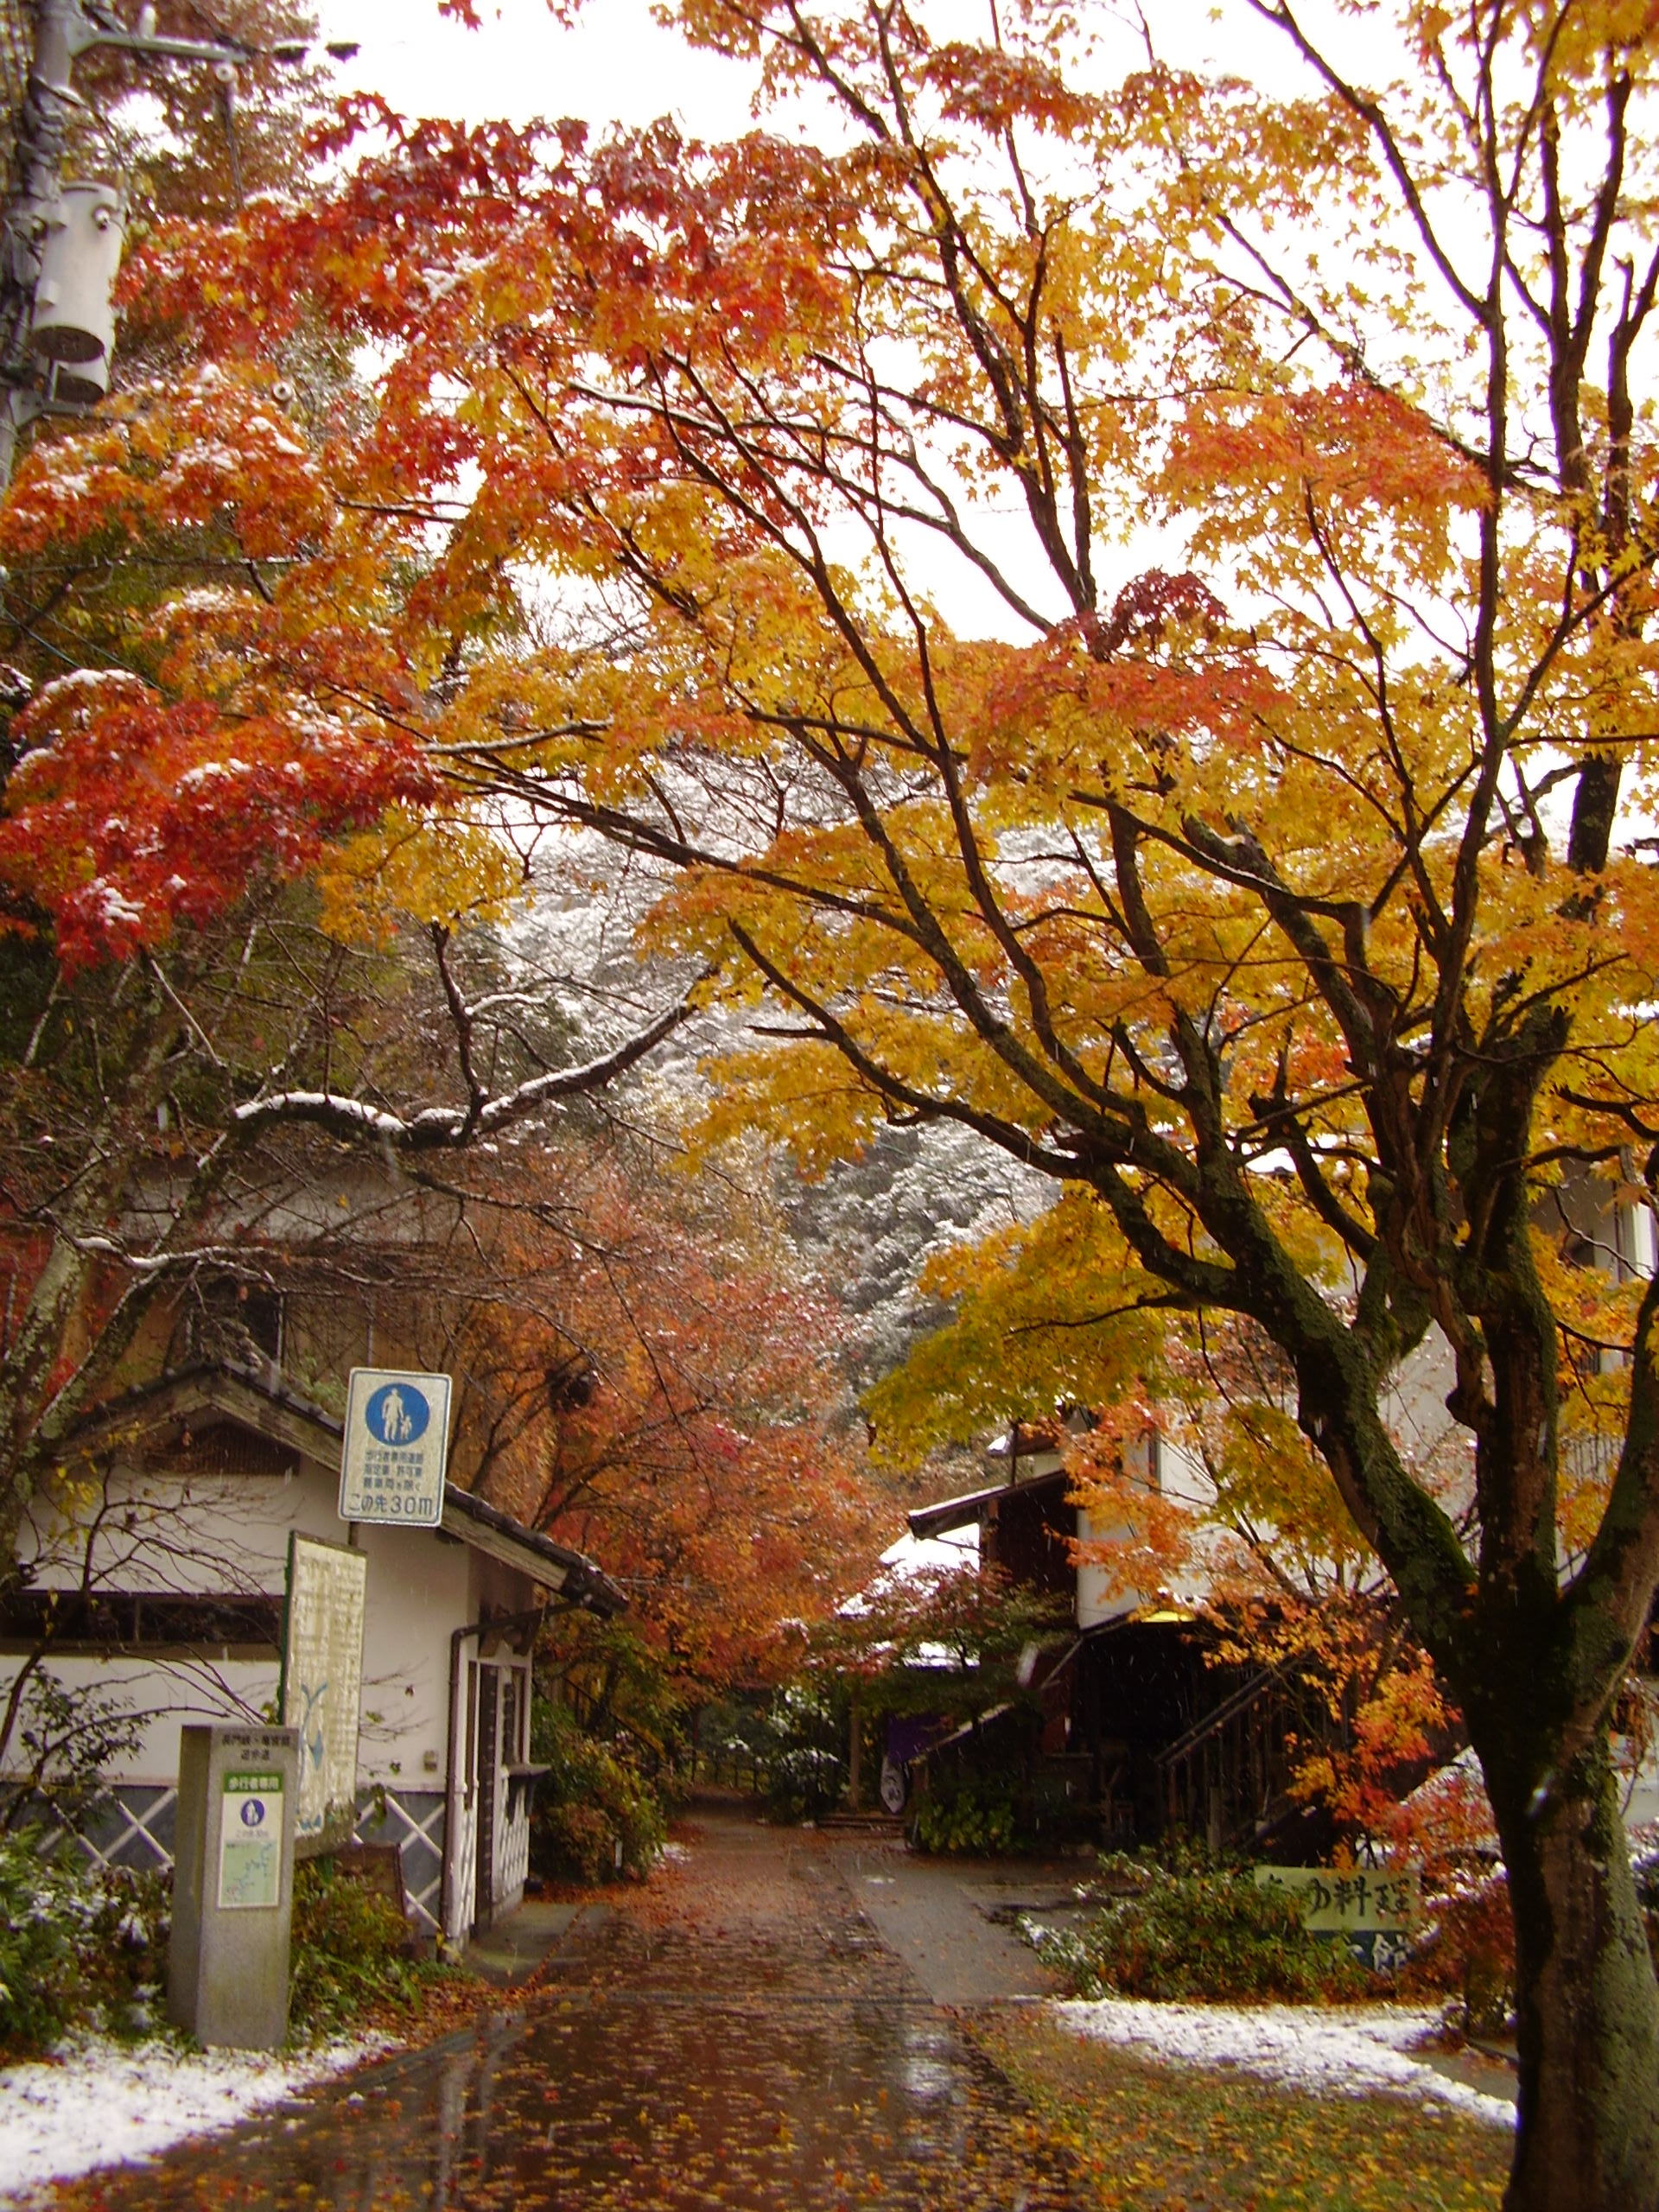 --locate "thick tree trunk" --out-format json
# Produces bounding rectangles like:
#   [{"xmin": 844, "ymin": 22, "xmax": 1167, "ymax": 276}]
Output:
[{"xmin": 1483, "ymin": 1731, "xmax": 1659, "ymax": 2212}]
